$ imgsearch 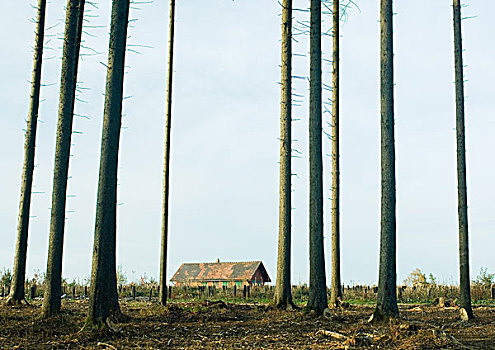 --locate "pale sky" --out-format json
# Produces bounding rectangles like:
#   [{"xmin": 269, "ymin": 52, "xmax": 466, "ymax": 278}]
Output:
[{"xmin": 1, "ymin": 0, "xmax": 494, "ymax": 287}]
